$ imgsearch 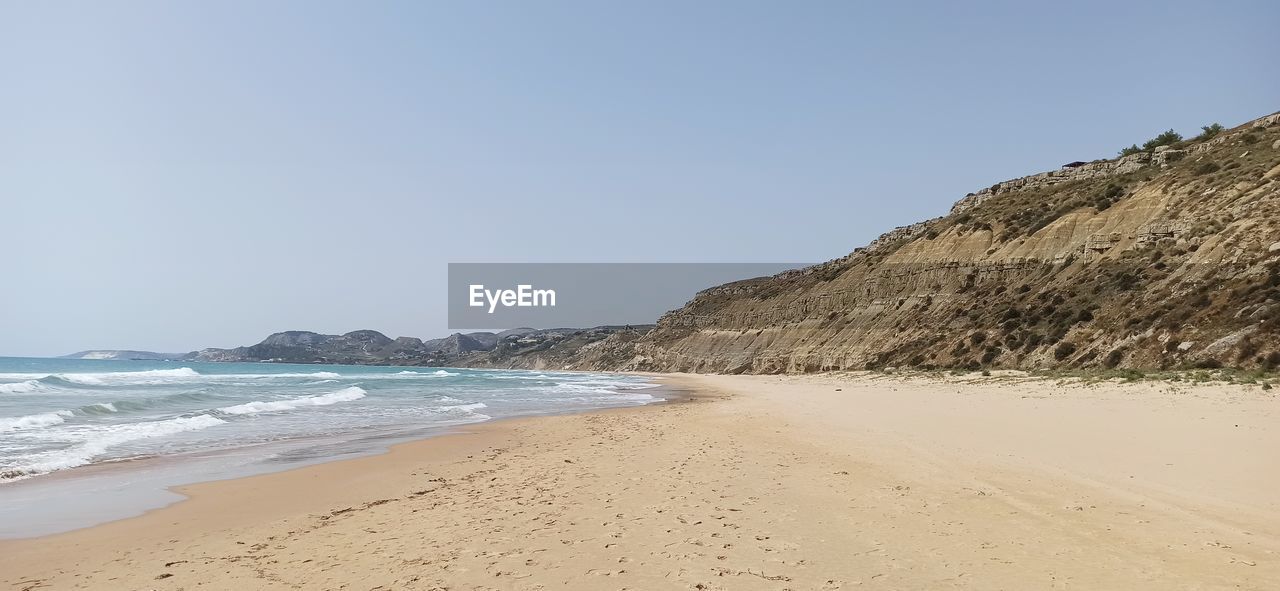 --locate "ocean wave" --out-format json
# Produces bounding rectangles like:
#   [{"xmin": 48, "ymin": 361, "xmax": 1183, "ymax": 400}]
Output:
[
  {"xmin": 217, "ymin": 386, "xmax": 368, "ymax": 416},
  {"xmin": 602, "ymin": 382, "xmax": 661, "ymax": 390},
  {"xmin": 392, "ymin": 369, "xmax": 458, "ymax": 377},
  {"xmin": 434, "ymin": 402, "xmax": 487, "ymax": 413},
  {"xmin": 62, "ymin": 368, "xmax": 201, "ymax": 384},
  {"xmin": 564, "ymin": 378, "xmax": 661, "ymax": 390},
  {"xmin": 51, "ymin": 374, "xmax": 107, "ymax": 386},
  {"xmin": 489, "ymin": 373, "xmax": 553, "ymax": 380},
  {"xmin": 0, "ymin": 410, "xmax": 74, "ymax": 433},
  {"xmin": 221, "ymin": 371, "xmax": 343, "ymax": 379},
  {"xmin": 614, "ymin": 392, "xmax": 661, "ymax": 402},
  {"xmin": 1, "ymin": 414, "xmax": 226, "ymax": 480},
  {"xmin": 502, "ymin": 392, "xmax": 662, "ymax": 405},
  {"xmin": 81, "ymin": 402, "xmax": 118, "ymax": 414},
  {"xmin": 0, "ymin": 380, "xmax": 48, "ymax": 394},
  {"xmin": 550, "ymin": 381, "xmax": 660, "ymax": 395},
  {"xmin": 62, "ymin": 392, "xmax": 224, "ymax": 416},
  {"xmin": 426, "ymin": 402, "xmax": 491, "ymax": 423},
  {"xmin": 0, "ymin": 368, "xmax": 205, "ymax": 389},
  {"xmin": 549, "ymin": 383, "xmax": 618, "ymax": 394}
]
